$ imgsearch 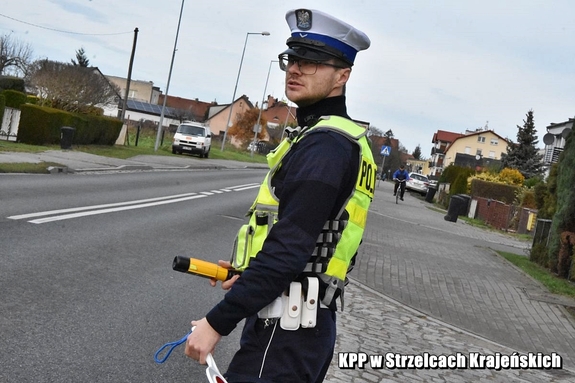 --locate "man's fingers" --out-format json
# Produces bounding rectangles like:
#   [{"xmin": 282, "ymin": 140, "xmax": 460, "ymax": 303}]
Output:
[
  {"xmin": 217, "ymin": 260, "xmax": 232, "ymax": 268},
  {"xmin": 221, "ymin": 274, "xmax": 240, "ymax": 290}
]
